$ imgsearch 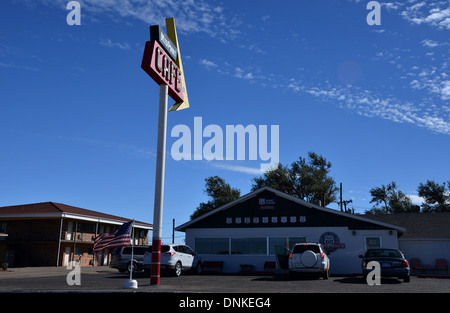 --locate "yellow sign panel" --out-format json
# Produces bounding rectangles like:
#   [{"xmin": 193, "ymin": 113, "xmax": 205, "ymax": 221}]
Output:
[{"xmin": 165, "ymin": 17, "xmax": 189, "ymax": 111}]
